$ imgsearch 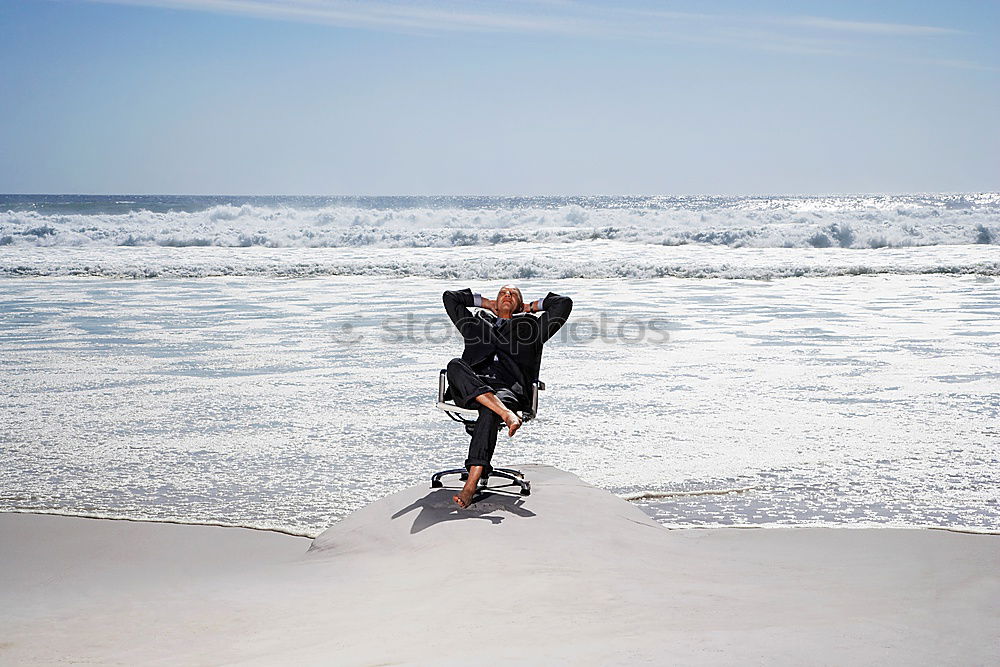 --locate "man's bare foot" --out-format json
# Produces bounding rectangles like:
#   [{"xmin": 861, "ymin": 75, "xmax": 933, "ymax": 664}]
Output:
[
  {"xmin": 453, "ymin": 488, "xmax": 475, "ymax": 508},
  {"xmin": 503, "ymin": 410, "xmax": 522, "ymax": 437}
]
